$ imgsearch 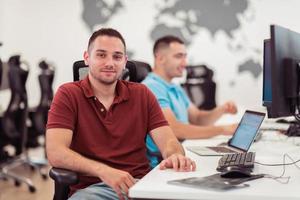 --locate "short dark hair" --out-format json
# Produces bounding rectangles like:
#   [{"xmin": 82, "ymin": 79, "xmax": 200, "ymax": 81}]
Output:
[
  {"xmin": 88, "ymin": 28, "xmax": 126, "ymax": 52},
  {"xmin": 153, "ymin": 35, "xmax": 184, "ymax": 55}
]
